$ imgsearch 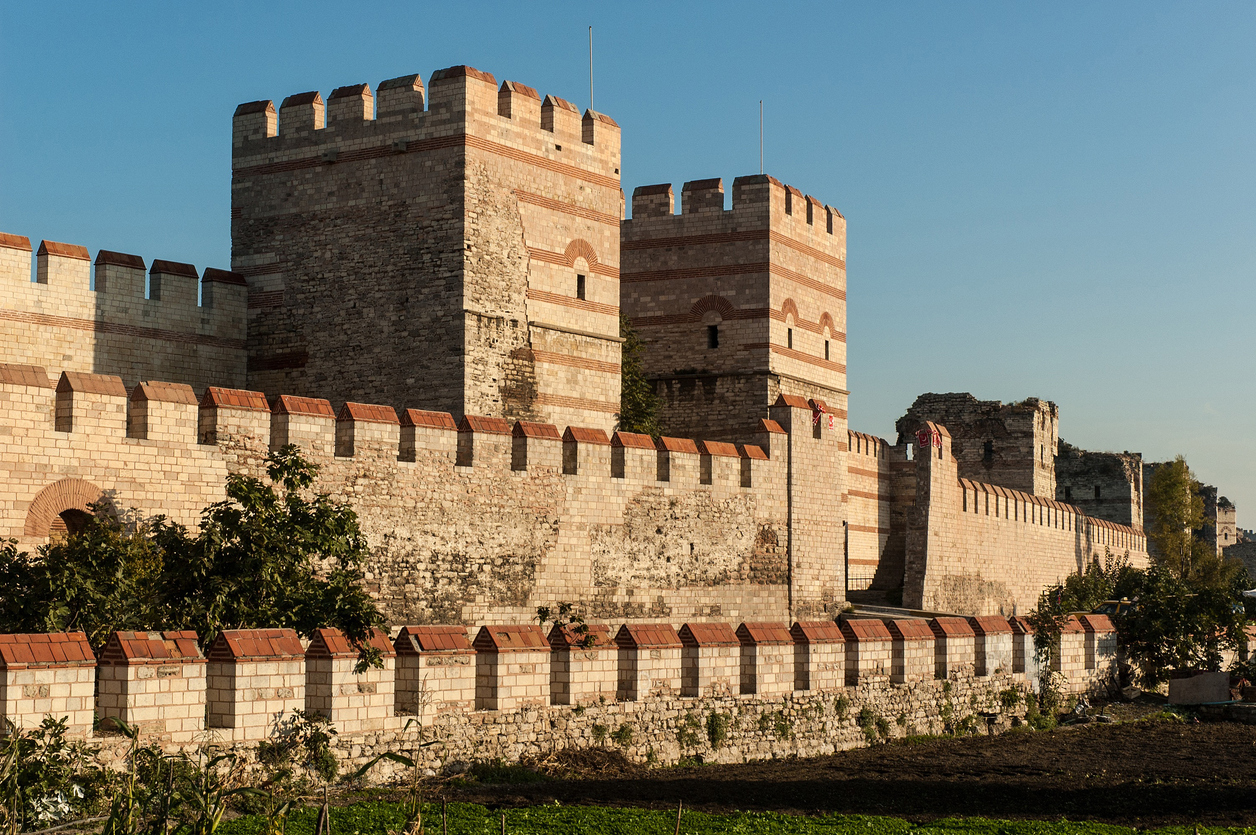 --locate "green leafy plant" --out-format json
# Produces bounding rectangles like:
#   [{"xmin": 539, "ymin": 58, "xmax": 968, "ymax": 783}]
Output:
[
  {"xmin": 610, "ymin": 723, "xmax": 634, "ymax": 747},
  {"xmin": 705, "ymin": 712, "xmax": 731, "ymax": 749},
  {"xmin": 675, "ymin": 713, "xmax": 701, "ymax": 748},
  {"xmin": 616, "ymin": 314, "xmax": 661, "ymax": 437},
  {"xmin": 535, "ymin": 602, "xmax": 594, "ymax": 649}
]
